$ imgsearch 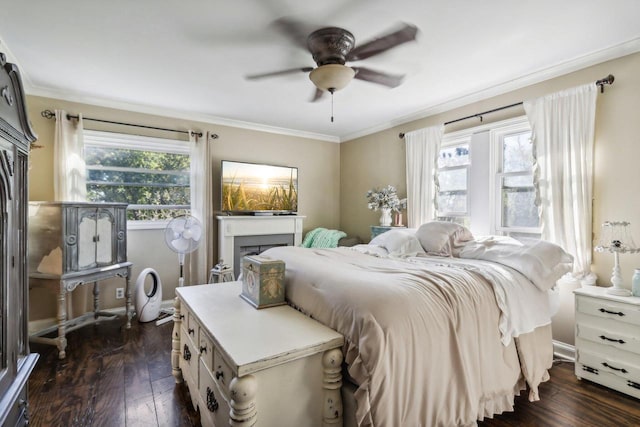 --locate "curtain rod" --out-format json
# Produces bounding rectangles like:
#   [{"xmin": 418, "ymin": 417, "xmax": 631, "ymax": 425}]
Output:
[
  {"xmin": 398, "ymin": 74, "xmax": 615, "ymax": 139},
  {"xmin": 40, "ymin": 109, "xmax": 218, "ymax": 139}
]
